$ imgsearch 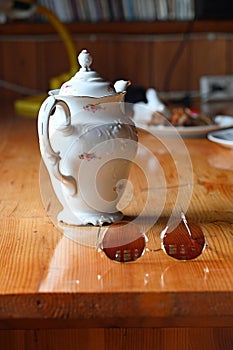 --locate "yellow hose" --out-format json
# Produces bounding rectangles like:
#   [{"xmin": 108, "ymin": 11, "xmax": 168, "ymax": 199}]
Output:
[
  {"xmin": 16, "ymin": 0, "xmax": 78, "ymax": 87},
  {"xmin": 14, "ymin": 0, "xmax": 78, "ymax": 116},
  {"xmin": 36, "ymin": 3, "xmax": 78, "ymax": 88}
]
